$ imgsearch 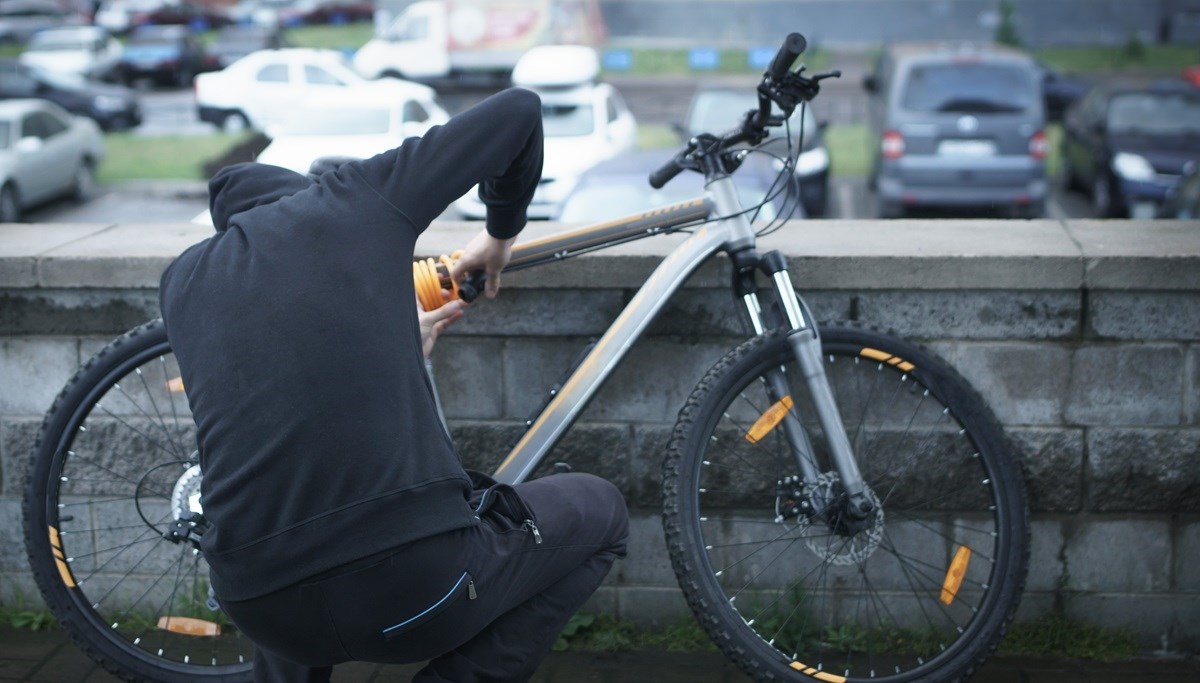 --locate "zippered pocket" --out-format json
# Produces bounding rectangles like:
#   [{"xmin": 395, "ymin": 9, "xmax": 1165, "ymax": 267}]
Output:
[
  {"xmin": 380, "ymin": 570, "xmax": 476, "ymax": 640},
  {"xmin": 473, "ymin": 484, "xmax": 542, "ymax": 544}
]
